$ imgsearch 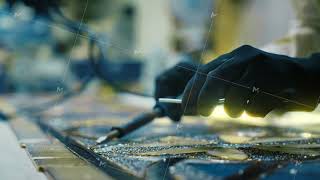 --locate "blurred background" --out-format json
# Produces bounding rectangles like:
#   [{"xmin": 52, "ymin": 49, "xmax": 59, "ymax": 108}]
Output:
[{"xmin": 0, "ymin": 0, "xmax": 307, "ymax": 97}]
